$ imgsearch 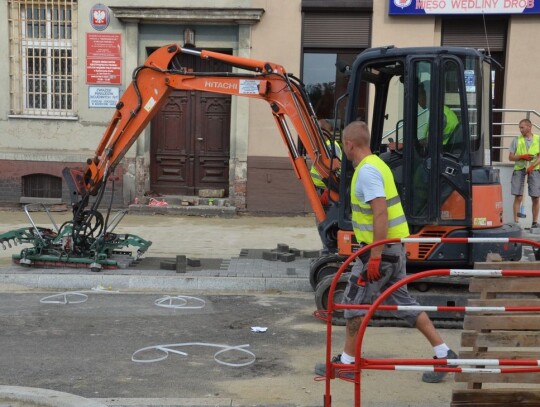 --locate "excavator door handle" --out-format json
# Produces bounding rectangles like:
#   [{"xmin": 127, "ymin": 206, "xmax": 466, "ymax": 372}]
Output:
[{"xmin": 196, "ymin": 137, "xmax": 204, "ymax": 141}]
